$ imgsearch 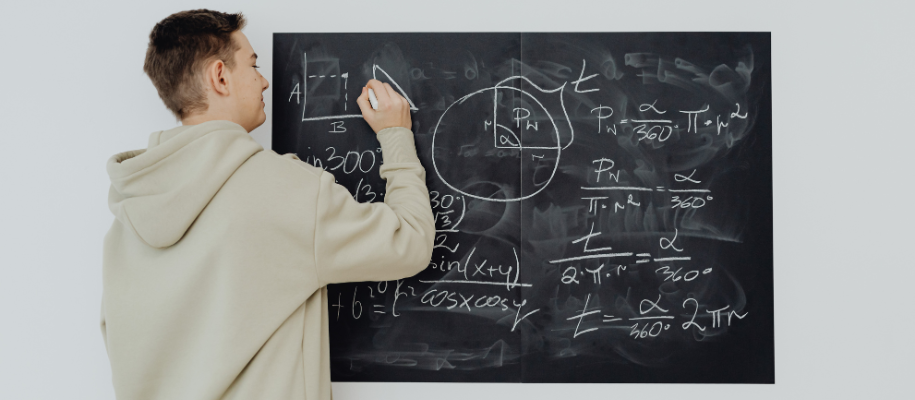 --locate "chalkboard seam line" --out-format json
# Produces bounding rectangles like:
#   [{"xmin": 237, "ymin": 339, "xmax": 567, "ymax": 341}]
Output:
[
  {"xmin": 417, "ymin": 279, "xmax": 533, "ymax": 288},
  {"xmin": 548, "ymin": 253, "xmax": 634, "ymax": 264}
]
